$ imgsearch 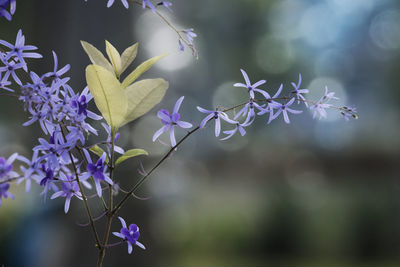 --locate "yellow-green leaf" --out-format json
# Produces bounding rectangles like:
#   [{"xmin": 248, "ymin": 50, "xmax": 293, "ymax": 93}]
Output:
[
  {"xmin": 85, "ymin": 64, "xmax": 127, "ymax": 129},
  {"xmin": 89, "ymin": 145, "xmax": 109, "ymax": 164},
  {"xmin": 81, "ymin": 41, "xmax": 114, "ymax": 73},
  {"xmin": 115, "ymin": 149, "xmax": 148, "ymax": 166},
  {"xmin": 120, "ymin": 42, "xmax": 138, "ymax": 75},
  {"xmin": 121, "ymin": 54, "xmax": 167, "ymax": 88},
  {"xmin": 121, "ymin": 78, "xmax": 168, "ymax": 126},
  {"xmin": 105, "ymin": 40, "xmax": 122, "ymax": 77}
]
